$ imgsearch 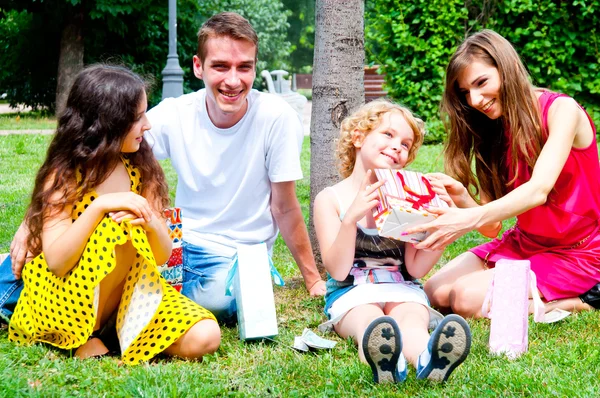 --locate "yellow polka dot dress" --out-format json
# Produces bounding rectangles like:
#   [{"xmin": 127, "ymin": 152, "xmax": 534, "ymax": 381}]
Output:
[{"xmin": 9, "ymin": 157, "xmax": 215, "ymax": 364}]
